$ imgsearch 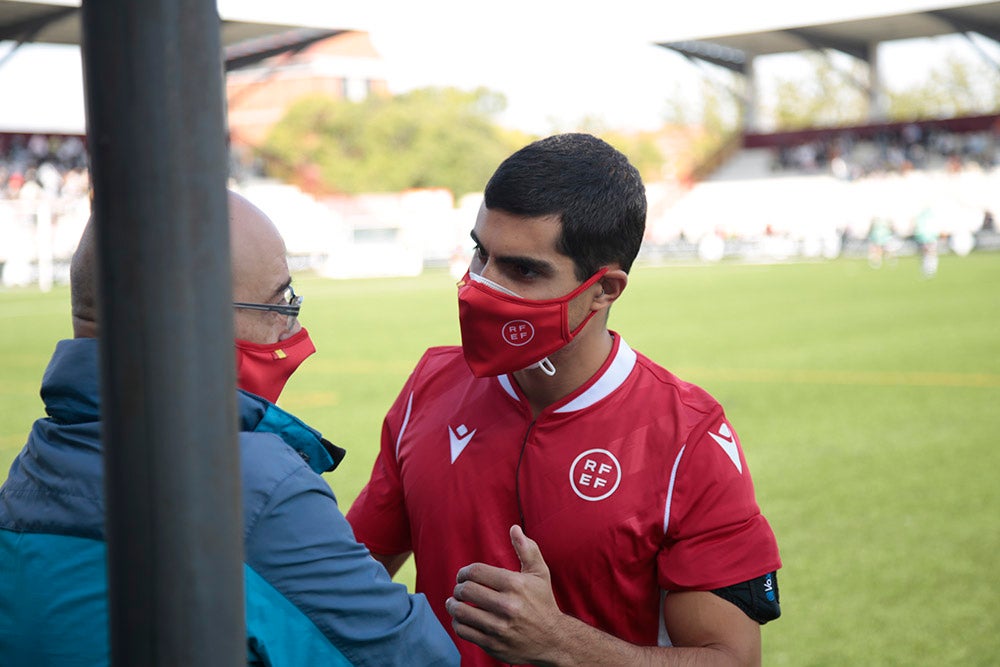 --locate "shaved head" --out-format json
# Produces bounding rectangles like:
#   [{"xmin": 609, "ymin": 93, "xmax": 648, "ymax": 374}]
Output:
[
  {"xmin": 228, "ymin": 190, "xmax": 288, "ymax": 303},
  {"xmin": 228, "ymin": 191, "xmax": 298, "ymax": 344},
  {"xmin": 70, "ymin": 190, "xmax": 294, "ymax": 343}
]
